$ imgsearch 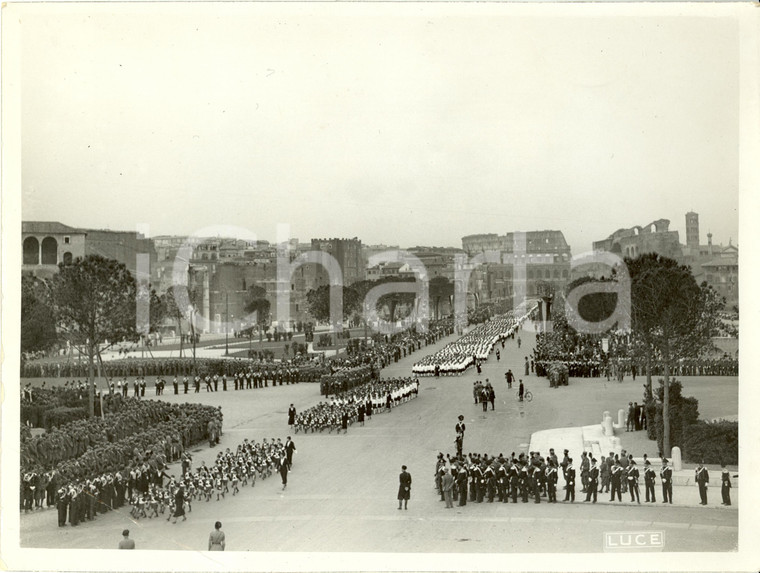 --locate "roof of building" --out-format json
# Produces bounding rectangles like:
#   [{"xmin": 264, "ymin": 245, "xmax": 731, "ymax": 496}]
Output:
[
  {"xmin": 22, "ymin": 221, "xmax": 86, "ymax": 235},
  {"xmin": 701, "ymin": 257, "xmax": 738, "ymax": 268}
]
